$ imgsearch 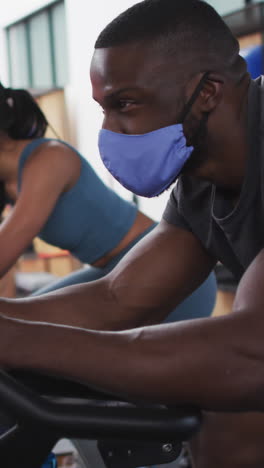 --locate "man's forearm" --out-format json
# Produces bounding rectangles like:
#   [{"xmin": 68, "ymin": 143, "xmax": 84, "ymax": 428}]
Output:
[
  {"xmin": 0, "ymin": 278, "xmax": 158, "ymax": 331},
  {"xmin": 1, "ymin": 309, "xmax": 263, "ymax": 411}
]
